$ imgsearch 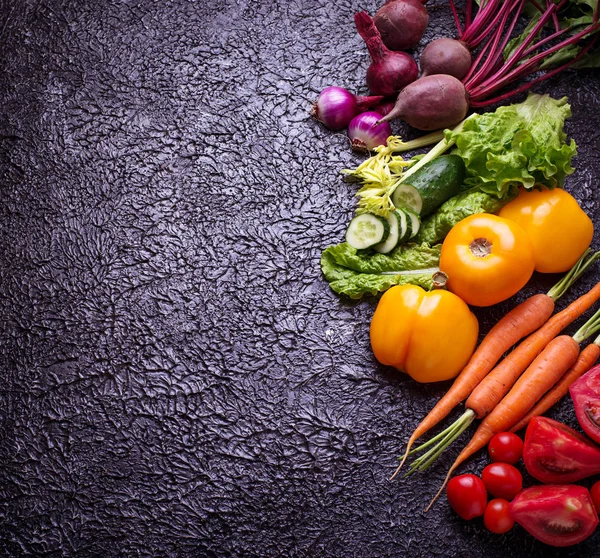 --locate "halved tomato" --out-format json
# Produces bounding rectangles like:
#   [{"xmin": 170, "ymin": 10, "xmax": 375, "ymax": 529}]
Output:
[
  {"xmin": 570, "ymin": 363, "xmax": 600, "ymax": 445},
  {"xmin": 523, "ymin": 417, "xmax": 600, "ymax": 484},
  {"xmin": 509, "ymin": 485, "xmax": 598, "ymax": 547}
]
